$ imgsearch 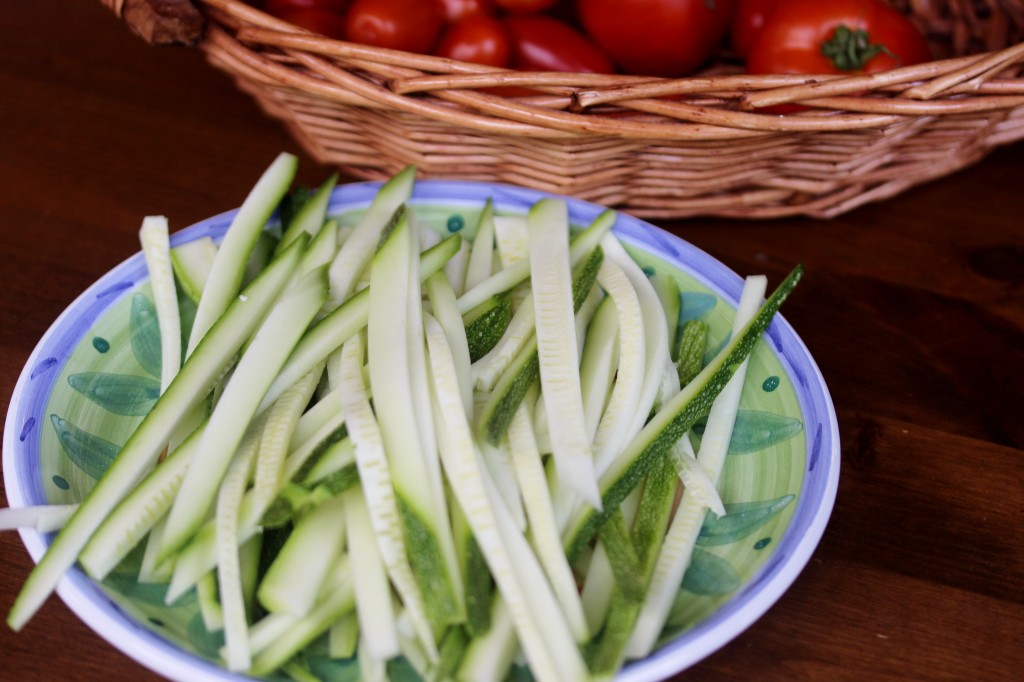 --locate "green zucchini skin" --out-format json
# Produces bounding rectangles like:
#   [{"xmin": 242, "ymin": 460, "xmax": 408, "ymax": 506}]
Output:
[
  {"xmin": 565, "ymin": 265, "xmax": 803, "ymax": 561},
  {"xmin": 465, "ymin": 294, "xmax": 513, "ymax": 363},
  {"xmin": 675, "ymin": 319, "xmax": 709, "ymax": 387}
]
